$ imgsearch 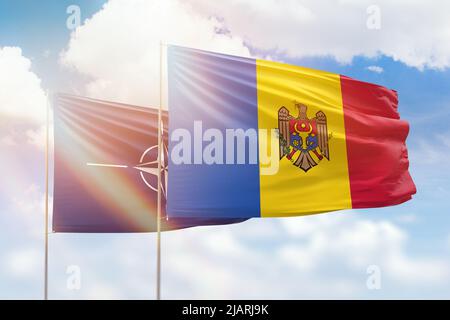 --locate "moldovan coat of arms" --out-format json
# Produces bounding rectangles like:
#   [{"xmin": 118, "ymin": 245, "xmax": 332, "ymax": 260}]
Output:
[{"xmin": 278, "ymin": 102, "xmax": 331, "ymax": 172}]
